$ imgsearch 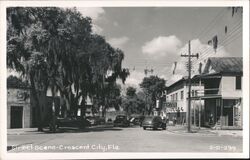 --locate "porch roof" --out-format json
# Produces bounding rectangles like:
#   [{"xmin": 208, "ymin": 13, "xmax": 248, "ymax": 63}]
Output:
[
  {"xmin": 190, "ymin": 95, "xmax": 222, "ymax": 100},
  {"xmin": 191, "ymin": 73, "xmax": 221, "ymax": 82},
  {"xmin": 203, "ymin": 57, "xmax": 243, "ymax": 74}
]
